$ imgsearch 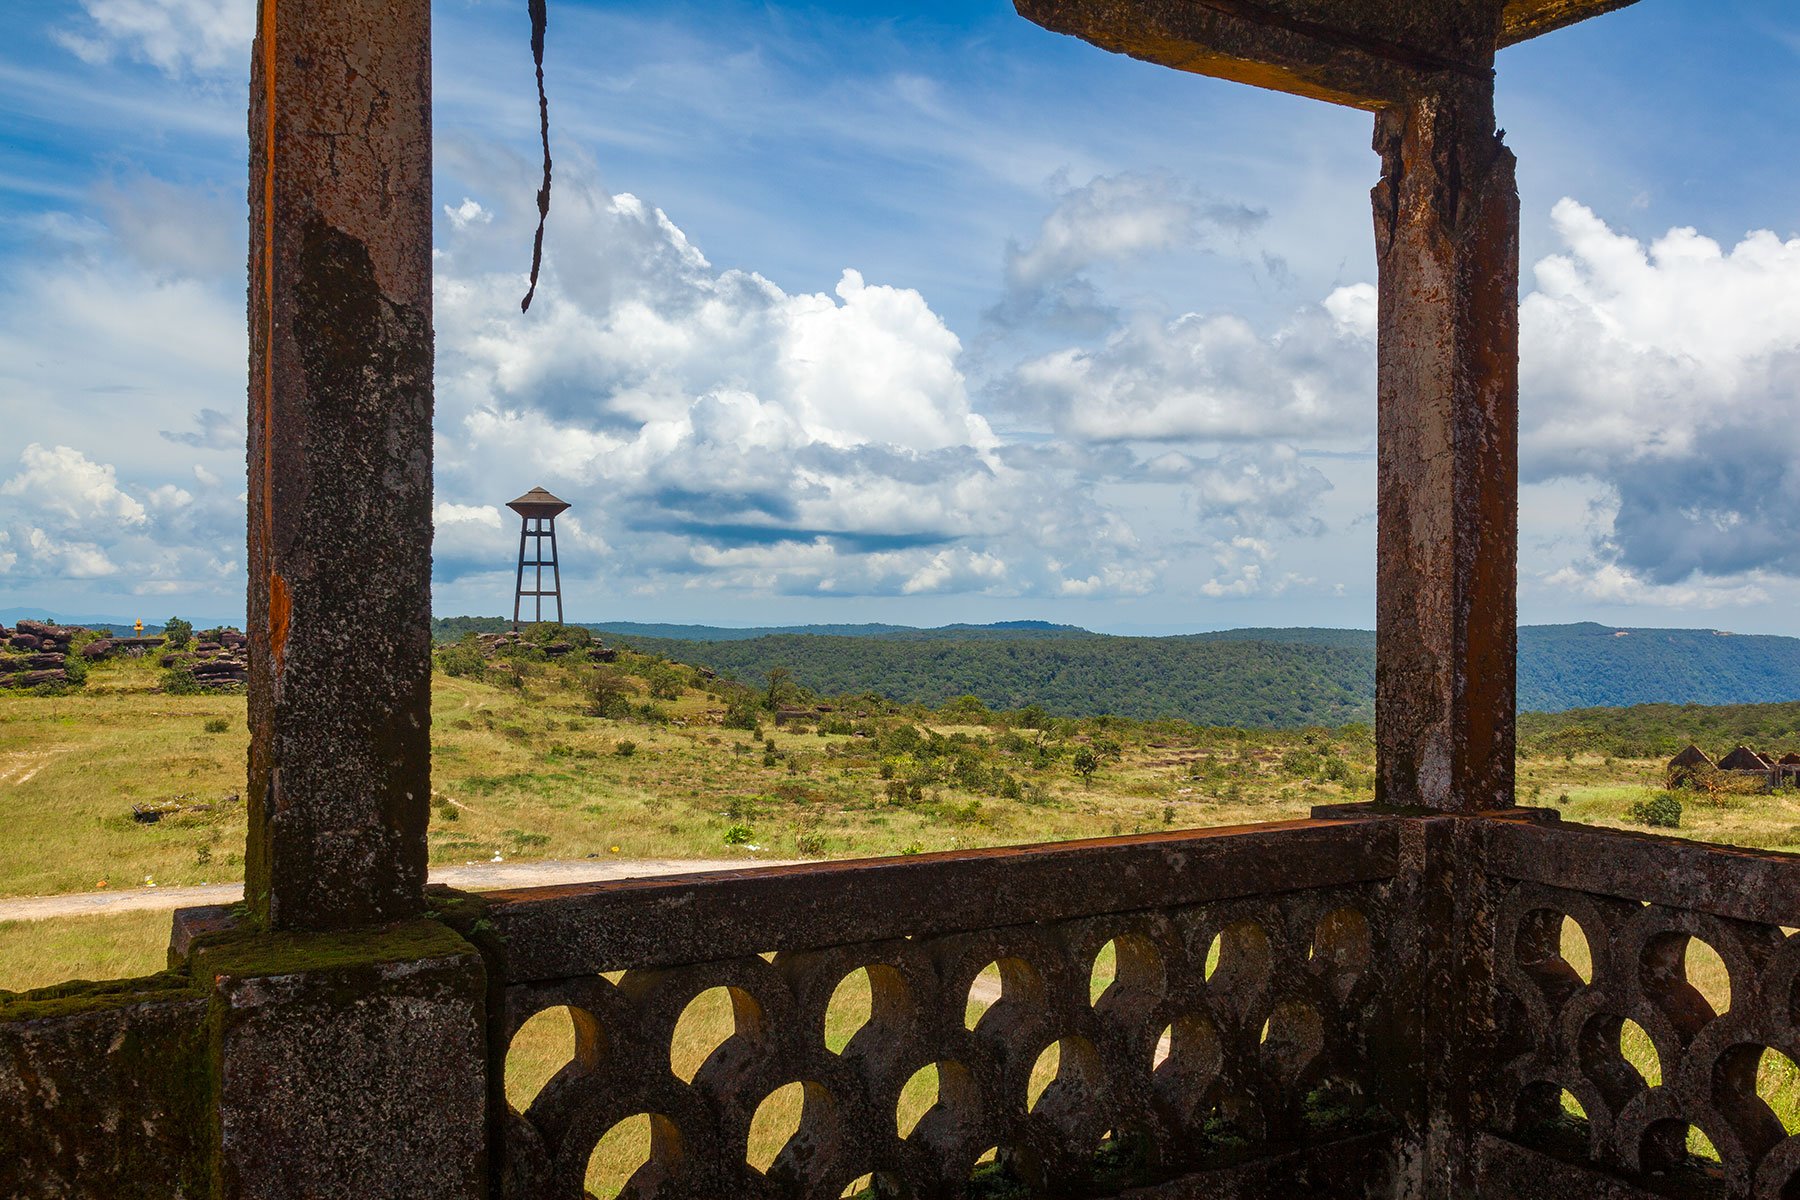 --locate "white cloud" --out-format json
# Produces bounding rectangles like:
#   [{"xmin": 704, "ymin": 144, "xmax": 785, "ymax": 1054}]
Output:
[
  {"xmin": 1009, "ymin": 285, "xmax": 1375, "ymax": 444},
  {"xmin": 428, "ymin": 171, "xmax": 1149, "ymax": 599},
  {"xmin": 445, "ymin": 198, "xmax": 491, "ymax": 230},
  {"xmin": 1521, "ymin": 200, "xmax": 1800, "ymax": 587},
  {"xmin": 2, "ymin": 444, "xmax": 147, "ymax": 527},
  {"xmin": 993, "ymin": 172, "xmax": 1264, "ymax": 330},
  {"xmin": 56, "ymin": 0, "xmax": 254, "ymax": 77}
]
